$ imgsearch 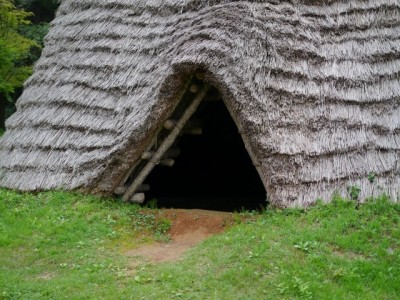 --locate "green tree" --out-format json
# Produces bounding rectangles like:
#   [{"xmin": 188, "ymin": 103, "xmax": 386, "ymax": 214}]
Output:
[
  {"xmin": 16, "ymin": 0, "xmax": 59, "ymax": 23},
  {"xmin": 0, "ymin": 0, "xmax": 37, "ymax": 129}
]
